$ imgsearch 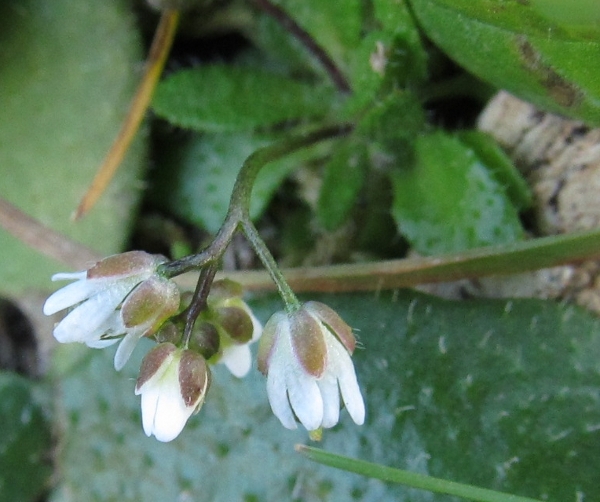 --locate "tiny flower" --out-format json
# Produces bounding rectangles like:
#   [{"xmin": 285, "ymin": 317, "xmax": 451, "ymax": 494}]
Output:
[
  {"xmin": 43, "ymin": 251, "xmax": 180, "ymax": 370},
  {"xmin": 135, "ymin": 343, "xmax": 211, "ymax": 442},
  {"xmin": 203, "ymin": 280, "xmax": 262, "ymax": 378},
  {"xmin": 257, "ymin": 301, "xmax": 365, "ymax": 431}
]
